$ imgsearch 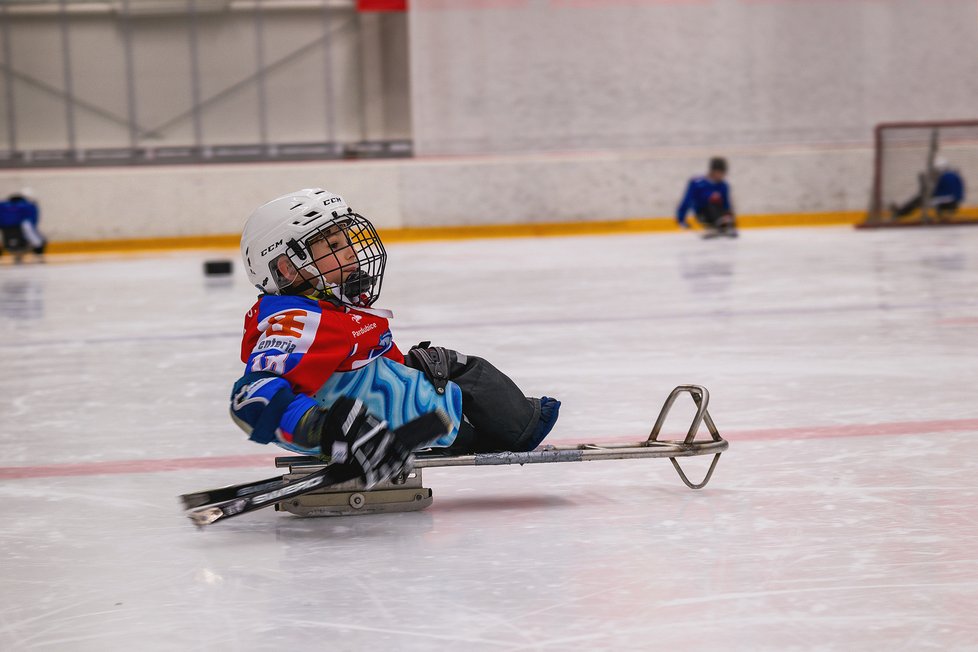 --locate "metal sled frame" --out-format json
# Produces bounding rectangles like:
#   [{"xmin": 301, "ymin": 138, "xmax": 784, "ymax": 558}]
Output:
[{"xmin": 273, "ymin": 385, "xmax": 728, "ymax": 517}]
